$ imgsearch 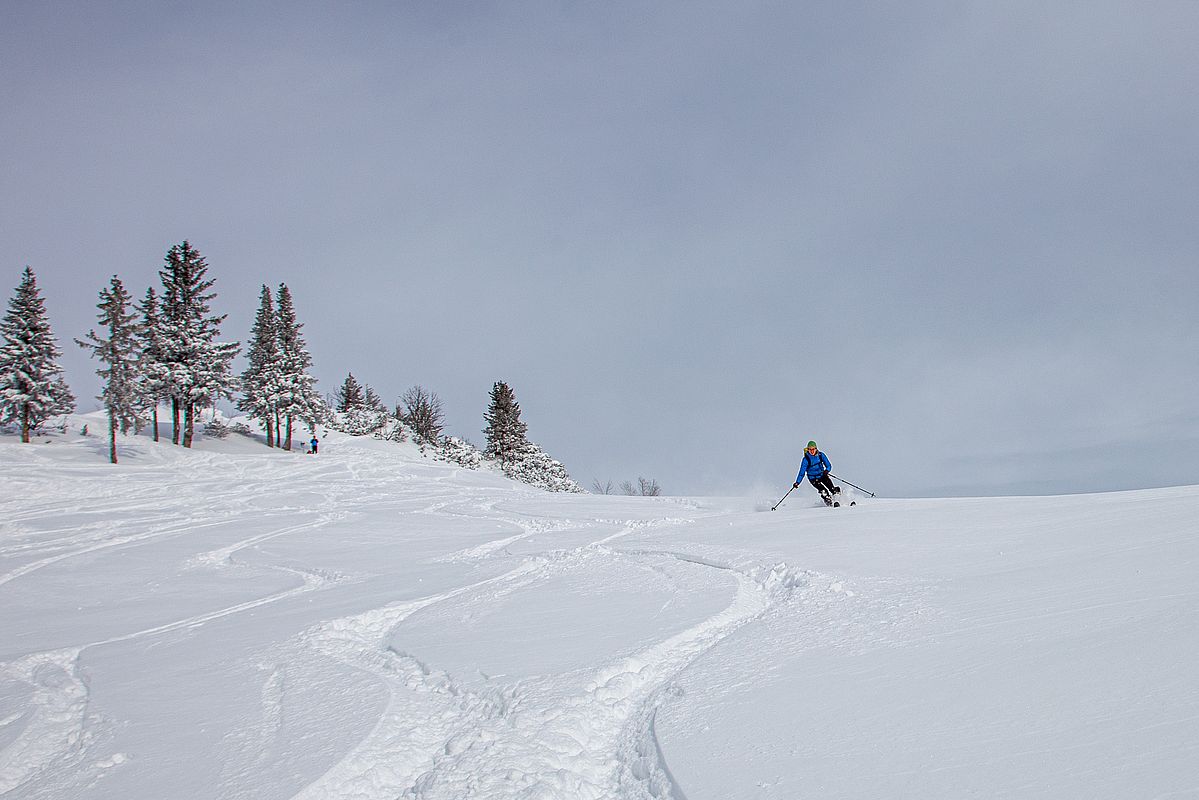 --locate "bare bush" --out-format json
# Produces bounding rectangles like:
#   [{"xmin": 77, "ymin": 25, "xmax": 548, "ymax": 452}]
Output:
[
  {"xmin": 620, "ymin": 477, "xmax": 662, "ymax": 496},
  {"xmin": 398, "ymin": 385, "xmax": 445, "ymax": 444}
]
